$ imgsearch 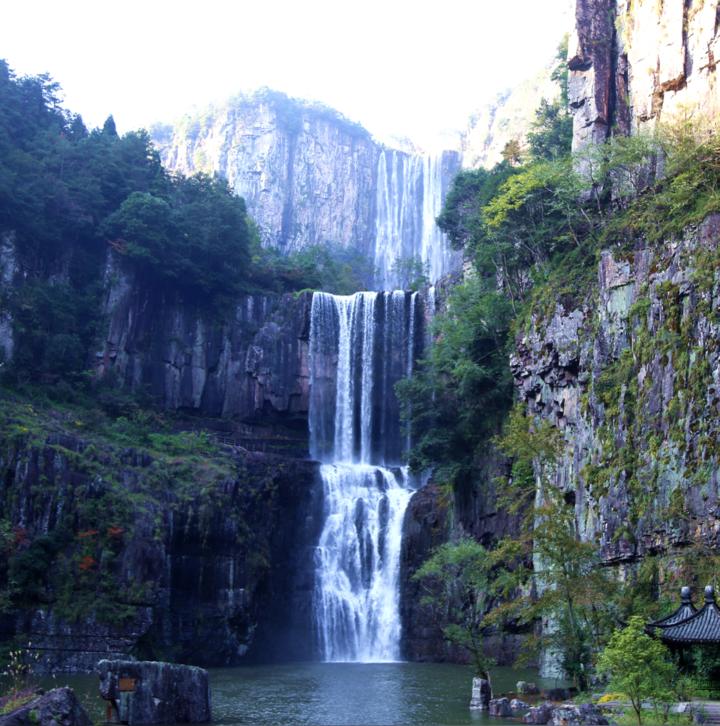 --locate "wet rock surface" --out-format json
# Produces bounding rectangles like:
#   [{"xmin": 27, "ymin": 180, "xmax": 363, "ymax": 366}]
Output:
[
  {"xmin": 488, "ymin": 697, "xmax": 513, "ymax": 717},
  {"xmin": 523, "ymin": 702, "xmax": 554, "ymax": 724},
  {"xmin": 97, "ymin": 660, "xmax": 210, "ymax": 725}
]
